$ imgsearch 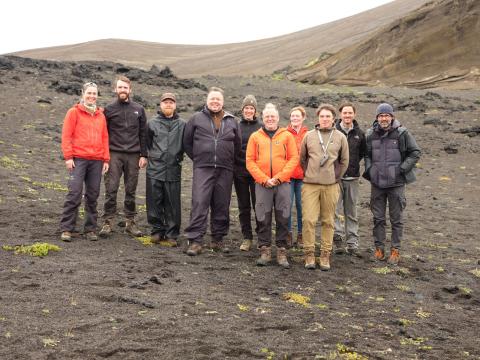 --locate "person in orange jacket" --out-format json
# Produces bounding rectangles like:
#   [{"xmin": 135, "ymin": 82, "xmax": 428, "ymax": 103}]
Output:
[
  {"xmin": 60, "ymin": 82, "xmax": 110, "ymax": 242},
  {"xmin": 246, "ymin": 103, "xmax": 299, "ymax": 268},
  {"xmin": 286, "ymin": 106, "xmax": 308, "ymax": 248}
]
